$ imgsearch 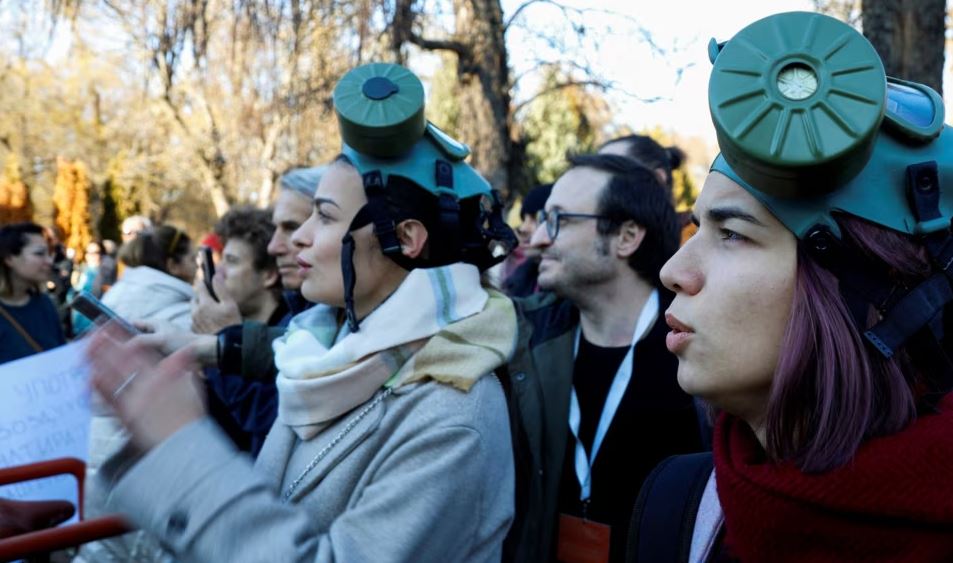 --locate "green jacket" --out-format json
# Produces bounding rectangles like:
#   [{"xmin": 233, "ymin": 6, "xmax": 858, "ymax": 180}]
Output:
[
  {"xmin": 502, "ymin": 291, "xmax": 705, "ymax": 562},
  {"xmin": 501, "ymin": 291, "xmax": 574, "ymax": 562}
]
